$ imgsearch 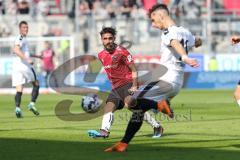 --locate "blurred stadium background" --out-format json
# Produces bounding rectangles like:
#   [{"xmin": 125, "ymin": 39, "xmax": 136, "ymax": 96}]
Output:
[
  {"xmin": 1, "ymin": 0, "xmax": 240, "ymax": 92},
  {"xmin": 1, "ymin": 1, "xmax": 240, "ymax": 159}
]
